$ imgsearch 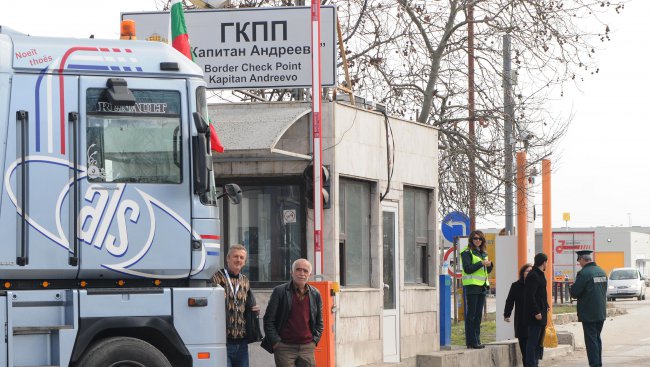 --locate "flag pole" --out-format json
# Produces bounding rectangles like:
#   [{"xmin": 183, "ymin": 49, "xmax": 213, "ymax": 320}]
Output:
[{"xmin": 310, "ymin": 0, "xmax": 323, "ymax": 276}]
